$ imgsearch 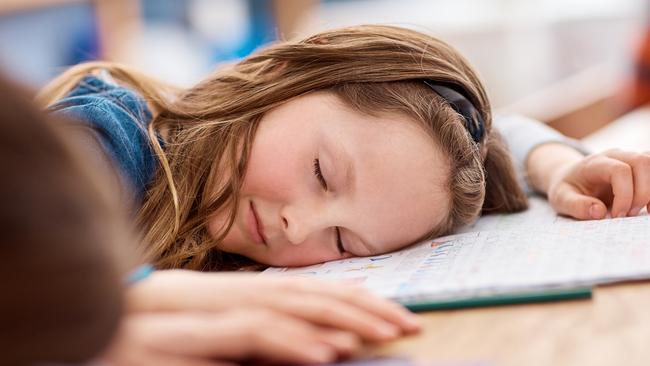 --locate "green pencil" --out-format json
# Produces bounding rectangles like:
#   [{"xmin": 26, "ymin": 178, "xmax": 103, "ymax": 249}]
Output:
[{"xmin": 400, "ymin": 286, "xmax": 593, "ymax": 312}]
